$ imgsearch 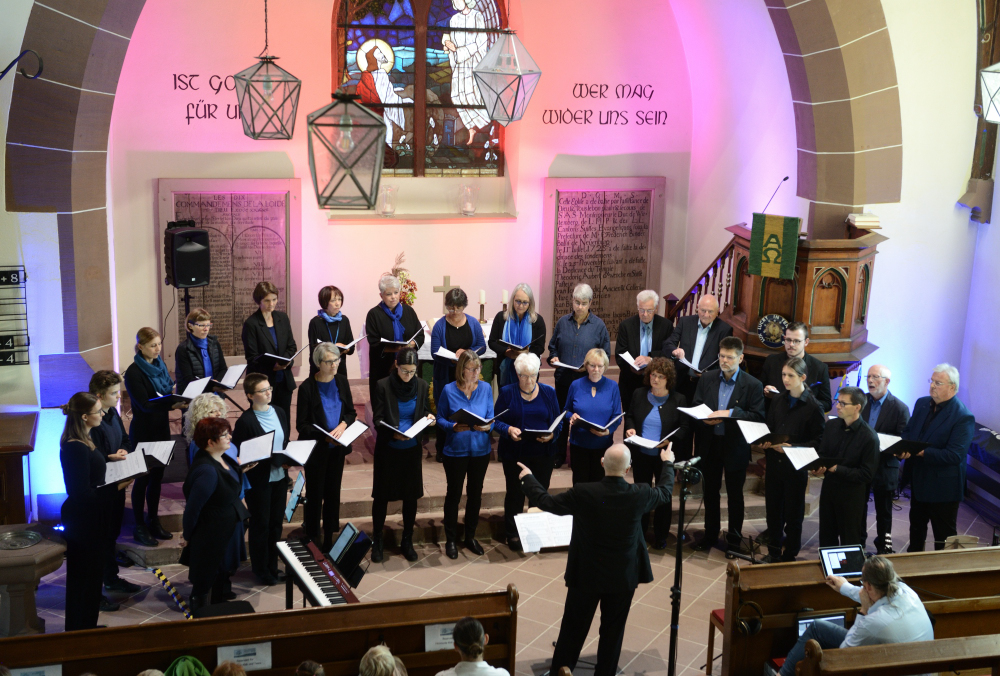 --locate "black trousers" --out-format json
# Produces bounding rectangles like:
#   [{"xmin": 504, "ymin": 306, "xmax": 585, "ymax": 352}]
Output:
[
  {"xmin": 552, "ymin": 586, "xmax": 636, "ymax": 676},
  {"xmin": 764, "ymin": 457, "xmax": 809, "ymax": 560},
  {"xmin": 570, "ymin": 444, "xmax": 605, "ymax": 485},
  {"xmin": 65, "ymin": 531, "xmax": 106, "ymax": 631},
  {"xmin": 501, "ymin": 455, "xmax": 554, "ymax": 537},
  {"xmin": 371, "ymin": 499, "xmax": 418, "ymax": 537},
  {"xmin": 303, "ymin": 446, "xmax": 345, "ymax": 548},
  {"xmin": 632, "ymin": 451, "xmax": 672, "ymax": 543},
  {"xmin": 131, "ymin": 465, "xmax": 165, "ymax": 526},
  {"xmin": 818, "ymin": 484, "xmax": 868, "ymax": 548},
  {"xmin": 442, "ymin": 454, "xmax": 491, "ymax": 541},
  {"xmin": 554, "ymin": 373, "xmax": 585, "ymax": 463},
  {"xmin": 702, "ymin": 436, "xmax": 747, "ymax": 545},
  {"xmin": 245, "ymin": 476, "xmax": 289, "ymax": 577},
  {"xmin": 868, "ymin": 486, "xmax": 895, "ymax": 553},
  {"xmin": 907, "ymin": 500, "xmax": 959, "ymax": 551},
  {"xmin": 104, "ymin": 489, "xmax": 127, "ymax": 584}
]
